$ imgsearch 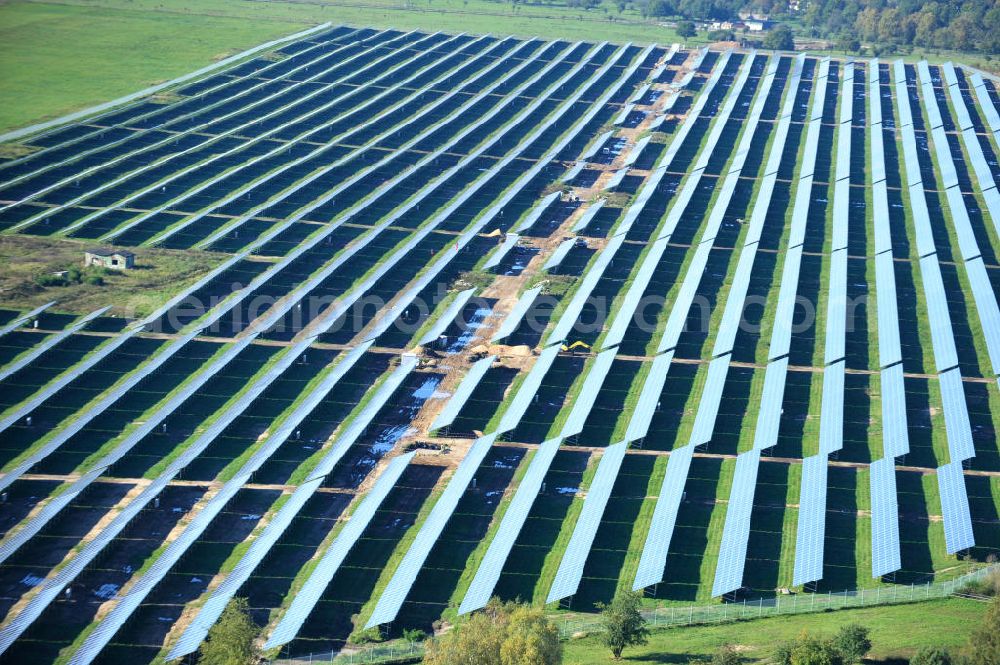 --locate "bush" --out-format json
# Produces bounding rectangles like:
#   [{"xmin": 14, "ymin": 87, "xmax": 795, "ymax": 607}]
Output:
[
  {"xmin": 423, "ymin": 599, "xmax": 560, "ymax": 665},
  {"xmin": 677, "ymin": 20, "xmax": 697, "ymax": 38},
  {"xmin": 85, "ymin": 274, "xmax": 104, "ymax": 286},
  {"xmin": 402, "ymin": 628, "xmax": 428, "ymax": 643},
  {"xmin": 763, "ymin": 24, "xmax": 795, "ymax": 50},
  {"xmin": 348, "ymin": 626, "xmax": 383, "ymax": 645},
  {"xmin": 197, "ymin": 597, "xmax": 260, "ymax": 665},
  {"xmin": 911, "ymin": 646, "xmax": 955, "ymax": 665},
  {"xmin": 832, "ymin": 624, "xmax": 871, "ymax": 663},
  {"xmin": 35, "ymin": 273, "xmax": 68, "ymax": 287},
  {"xmin": 596, "ymin": 590, "xmax": 649, "ymax": 660},
  {"xmin": 968, "ymin": 596, "xmax": 1000, "ymax": 665}
]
